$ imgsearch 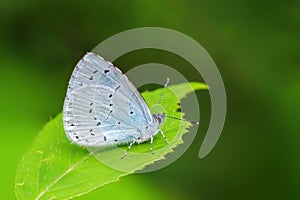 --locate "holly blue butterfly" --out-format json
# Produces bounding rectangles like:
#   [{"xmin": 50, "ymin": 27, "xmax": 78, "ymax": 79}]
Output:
[{"xmin": 63, "ymin": 52, "xmax": 170, "ymax": 157}]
